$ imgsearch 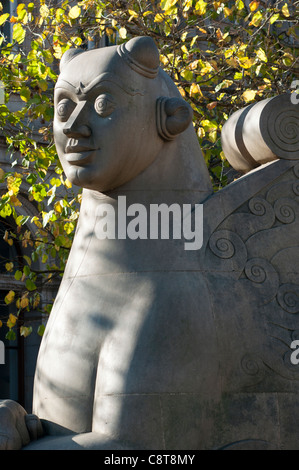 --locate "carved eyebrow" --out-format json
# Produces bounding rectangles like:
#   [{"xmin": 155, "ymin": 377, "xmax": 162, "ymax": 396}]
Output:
[{"xmin": 55, "ymin": 73, "xmax": 144, "ymax": 96}]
